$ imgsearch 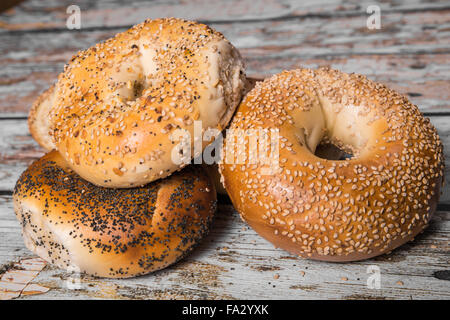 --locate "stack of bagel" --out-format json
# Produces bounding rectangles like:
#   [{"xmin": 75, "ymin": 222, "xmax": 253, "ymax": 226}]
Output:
[{"xmin": 14, "ymin": 18, "xmax": 444, "ymax": 278}]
